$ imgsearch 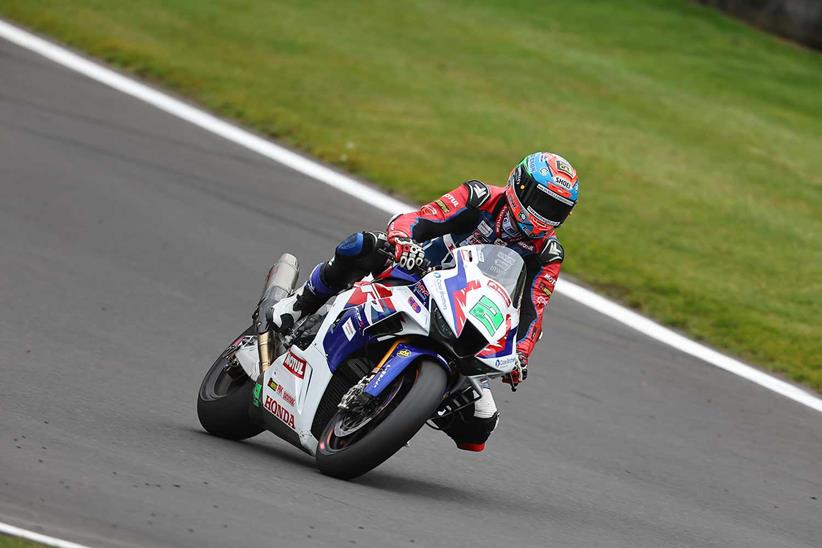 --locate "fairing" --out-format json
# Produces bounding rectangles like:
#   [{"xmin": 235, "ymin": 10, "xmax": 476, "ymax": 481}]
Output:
[{"xmin": 246, "ymin": 245, "xmax": 522, "ymax": 455}]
